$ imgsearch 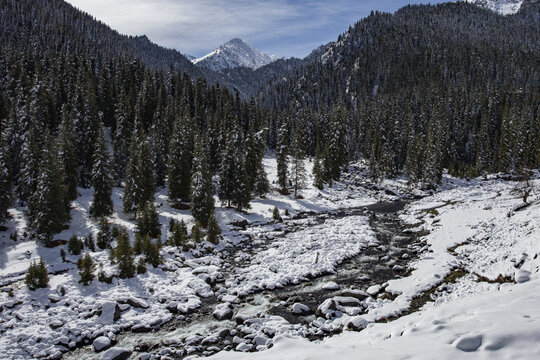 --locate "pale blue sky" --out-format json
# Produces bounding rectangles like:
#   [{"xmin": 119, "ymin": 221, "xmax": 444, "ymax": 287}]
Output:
[{"xmin": 65, "ymin": 0, "xmax": 450, "ymax": 58}]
